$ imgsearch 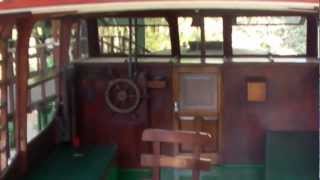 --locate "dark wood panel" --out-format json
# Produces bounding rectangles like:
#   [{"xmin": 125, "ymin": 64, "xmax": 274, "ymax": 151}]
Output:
[
  {"xmin": 75, "ymin": 63, "xmax": 174, "ymax": 168},
  {"xmin": 75, "ymin": 62, "xmax": 318, "ymax": 167},
  {"xmin": 221, "ymin": 63, "xmax": 318, "ymax": 164}
]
